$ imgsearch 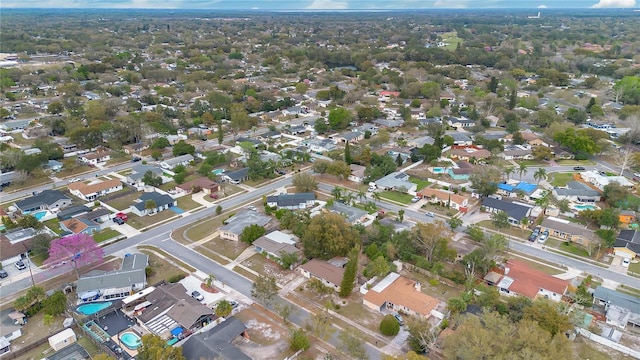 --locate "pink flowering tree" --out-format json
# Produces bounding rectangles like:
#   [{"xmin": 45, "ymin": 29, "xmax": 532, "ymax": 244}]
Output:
[{"xmin": 44, "ymin": 234, "xmax": 104, "ymax": 275}]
